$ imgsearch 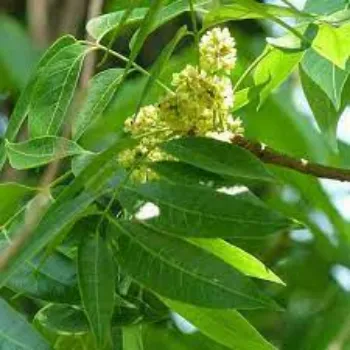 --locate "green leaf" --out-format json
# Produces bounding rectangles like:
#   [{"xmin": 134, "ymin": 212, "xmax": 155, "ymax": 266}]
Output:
[
  {"xmin": 0, "ymin": 297, "xmax": 50, "ymax": 349},
  {"xmin": 147, "ymin": 0, "xmax": 209, "ymax": 34},
  {"xmin": 188, "ymin": 238, "xmax": 284, "ymax": 284},
  {"xmin": 87, "ymin": 0, "xmax": 209, "ymax": 42},
  {"xmin": 251, "ymin": 46, "xmax": 304, "ymax": 107},
  {"xmin": 35, "ymin": 304, "xmax": 89, "ymax": 335},
  {"xmin": 321, "ymin": 8, "xmax": 350, "ymax": 25},
  {"xmin": 266, "ymin": 23, "xmax": 316, "ymax": 51},
  {"xmin": 78, "ymin": 232, "xmax": 115, "ymax": 349},
  {"xmin": 340, "ymin": 141, "xmax": 350, "ymax": 169},
  {"xmin": 29, "ymin": 42, "xmax": 90, "ymax": 137},
  {"xmin": 6, "ymin": 251, "xmax": 79, "ymax": 303},
  {"xmin": 150, "ymin": 160, "xmax": 230, "ymax": 186},
  {"xmin": 312, "ymin": 23, "xmax": 350, "ymax": 69},
  {"xmin": 73, "ymin": 68, "xmax": 124, "ymax": 140},
  {"xmin": 114, "ymin": 0, "xmax": 166, "ymax": 104},
  {"xmin": 163, "ymin": 299, "xmax": 276, "ymax": 350},
  {"xmin": 6, "ymin": 136, "xmax": 88, "ymax": 170},
  {"xmin": 123, "ymin": 325, "xmax": 144, "ymax": 350},
  {"xmin": 300, "ymin": 66, "xmax": 340, "ymax": 151},
  {"xmin": 144, "ymin": 323, "xmax": 228, "ymax": 350},
  {"xmin": 34, "ymin": 301, "xmax": 146, "ymax": 337},
  {"xmin": 161, "ymin": 137, "xmax": 275, "ymax": 182},
  {"xmin": 301, "ymin": 48, "xmax": 349, "ymax": 109},
  {"xmin": 120, "ymin": 181, "xmax": 293, "ymax": 240},
  {"xmin": 0, "ymin": 137, "xmax": 134, "ymax": 288},
  {"xmin": 109, "ymin": 220, "xmax": 279, "ymax": 310},
  {"xmin": 87, "ymin": 7, "xmax": 148, "ymax": 42},
  {"xmin": 0, "ymin": 182, "xmax": 34, "ymax": 225},
  {"xmin": 204, "ymin": 2, "xmax": 306, "ymax": 27},
  {"xmin": 0, "ymin": 35, "xmax": 76, "ymax": 170},
  {"xmin": 99, "ymin": 1, "xmax": 142, "ymax": 67},
  {"xmin": 34, "ymin": 304, "xmax": 97, "ymax": 349},
  {"xmin": 136, "ymin": 26, "xmax": 188, "ymax": 111},
  {"xmin": 128, "ymin": 0, "xmax": 164, "ymax": 65},
  {"xmin": 304, "ymin": 0, "xmax": 347, "ymax": 15}
]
